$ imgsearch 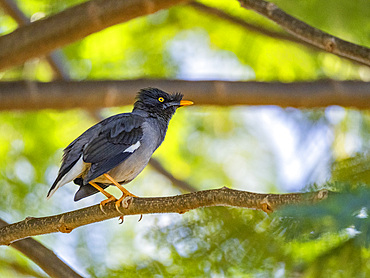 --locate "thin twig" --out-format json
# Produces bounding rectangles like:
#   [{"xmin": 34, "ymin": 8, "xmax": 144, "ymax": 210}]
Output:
[
  {"xmin": 149, "ymin": 158, "xmax": 197, "ymax": 192},
  {"xmin": 1, "ymin": 79, "xmax": 370, "ymax": 110},
  {"xmin": 238, "ymin": 0, "xmax": 370, "ymax": 67},
  {"xmin": 189, "ymin": 2, "xmax": 310, "ymax": 48},
  {"xmin": 189, "ymin": 2, "xmax": 362, "ymax": 66},
  {"xmin": 0, "ymin": 187, "xmax": 330, "ymax": 245},
  {"xmin": 0, "ymin": 0, "xmax": 29, "ymax": 23},
  {"xmin": 0, "ymin": 218, "xmax": 83, "ymax": 278}
]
